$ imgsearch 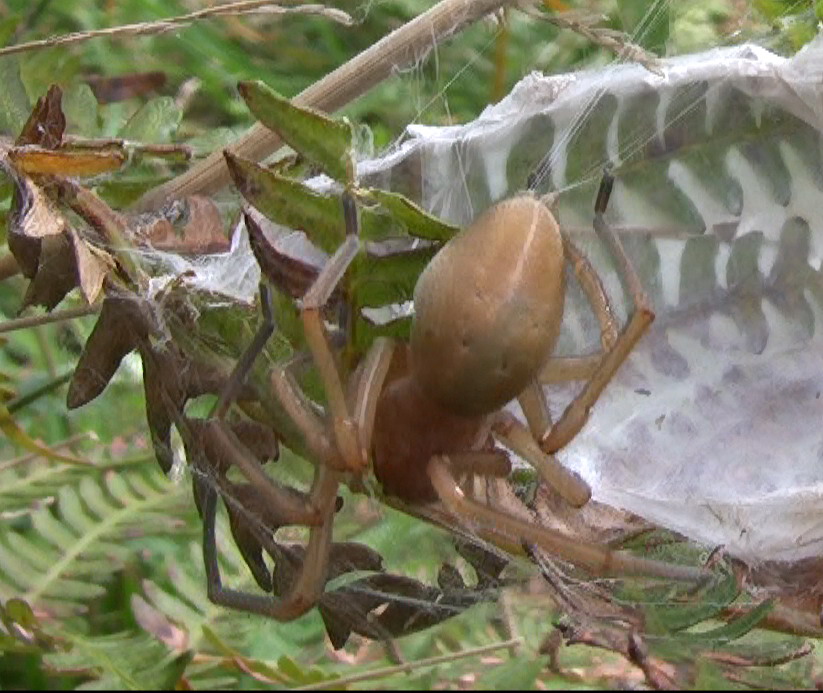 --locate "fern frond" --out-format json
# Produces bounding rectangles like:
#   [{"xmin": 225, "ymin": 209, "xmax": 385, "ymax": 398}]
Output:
[
  {"xmin": 0, "ymin": 465, "xmax": 188, "ymax": 616},
  {"xmin": 43, "ymin": 630, "xmax": 191, "ymax": 690}
]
